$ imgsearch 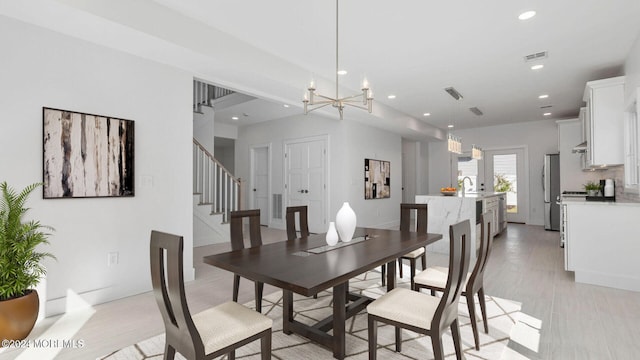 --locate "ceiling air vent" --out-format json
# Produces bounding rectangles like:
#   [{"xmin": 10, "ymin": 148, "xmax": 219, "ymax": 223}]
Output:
[
  {"xmin": 469, "ymin": 107, "xmax": 483, "ymax": 116},
  {"xmin": 524, "ymin": 51, "xmax": 548, "ymax": 62},
  {"xmin": 540, "ymin": 105, "xmax": 553, "ymax": 109},
  {"xmin": 444, "ymin": 87, "xmax": 463, "ymax": 100}
]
